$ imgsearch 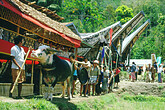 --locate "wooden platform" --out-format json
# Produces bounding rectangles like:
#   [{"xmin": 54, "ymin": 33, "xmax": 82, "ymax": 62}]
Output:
[{"xmin": 0, "ymin": 83, "xmax": 34, "ymax": 96}]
